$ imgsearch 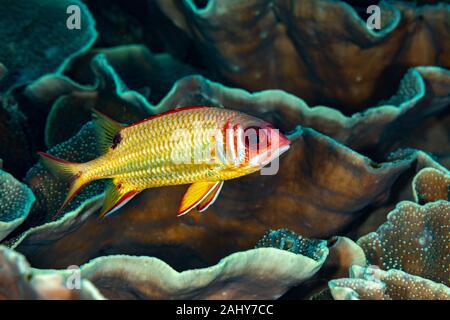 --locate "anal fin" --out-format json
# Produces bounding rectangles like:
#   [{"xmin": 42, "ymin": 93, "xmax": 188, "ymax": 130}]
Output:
[
  {"xmin": 99, "ymin": 180, "xmax": 140, "ymax": 219},
  {"xmin": 197, "ymin": 181, "xmax": 224, "ymax": 213},
  {"xmin": 177, "ymin": 181, "xmax": 222, "ymax": 217}
]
